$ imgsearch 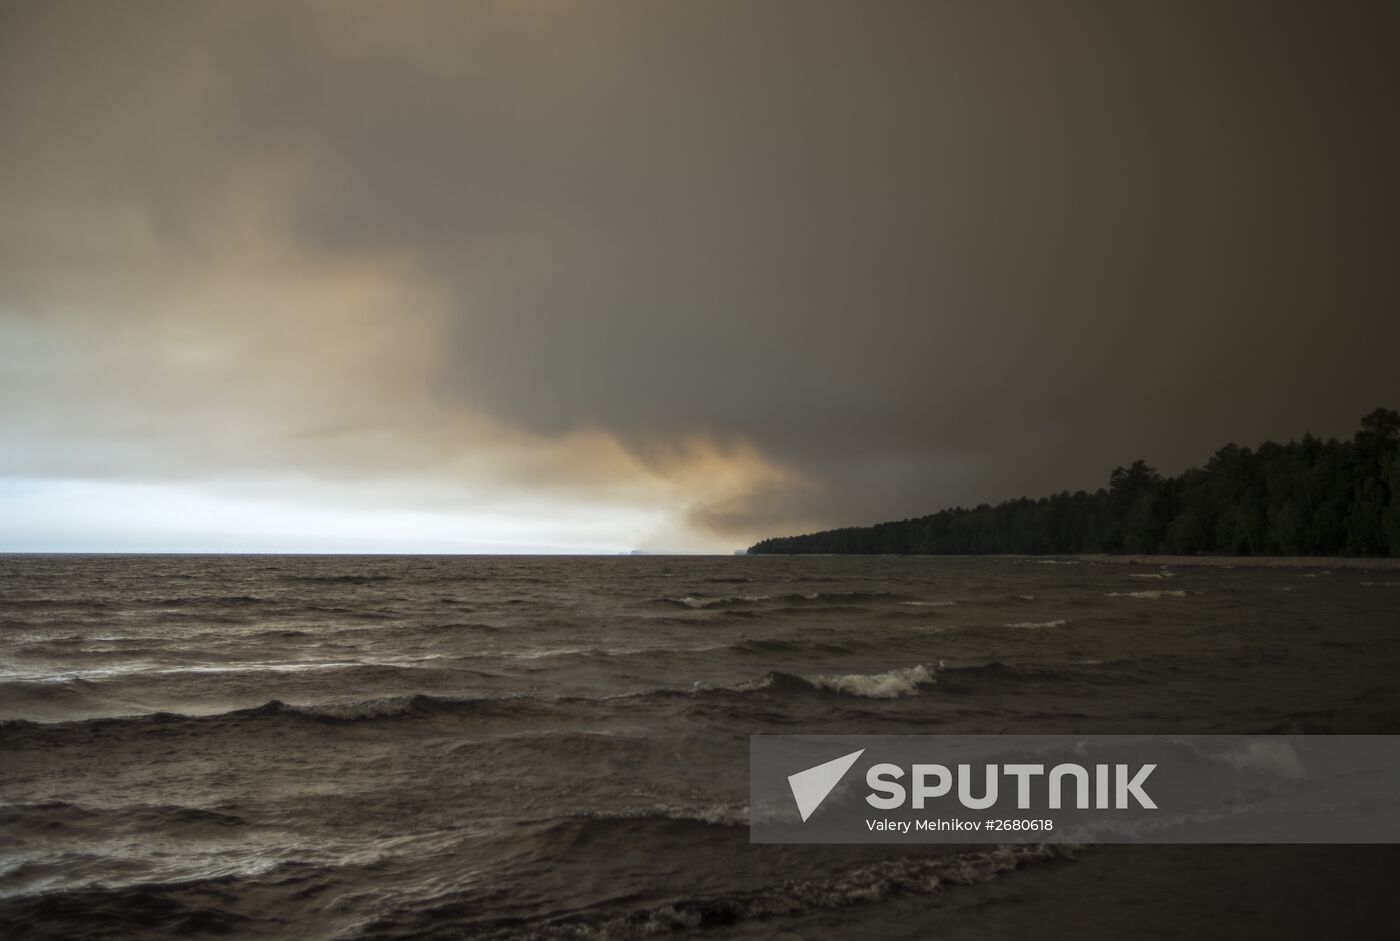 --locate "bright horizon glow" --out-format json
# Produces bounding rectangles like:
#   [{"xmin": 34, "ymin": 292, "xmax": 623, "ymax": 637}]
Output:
[{"xmin": 0, "ymin": 477, "xmax": 741, "ymax": 555}]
